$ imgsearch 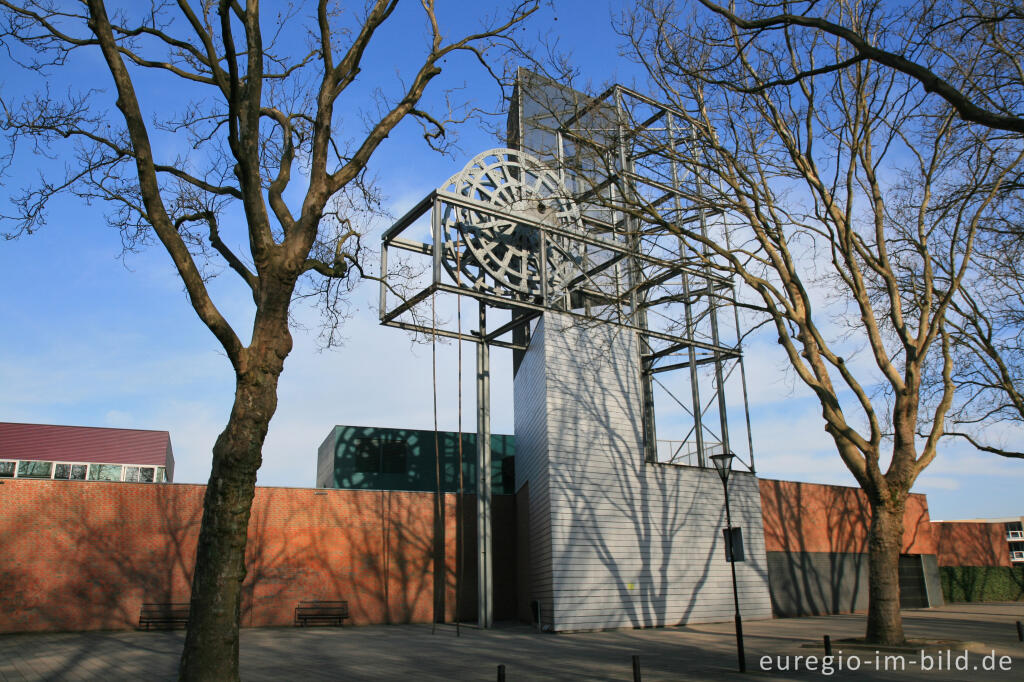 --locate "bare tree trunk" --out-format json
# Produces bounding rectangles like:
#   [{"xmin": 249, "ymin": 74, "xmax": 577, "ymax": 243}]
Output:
[
  {"xmin": 865, "ymin": 498, "xmax": 906, "ymax": 645},
  {"xmin": 179, "ymin": 313, "xmax": 291, "ymax": 681}
]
